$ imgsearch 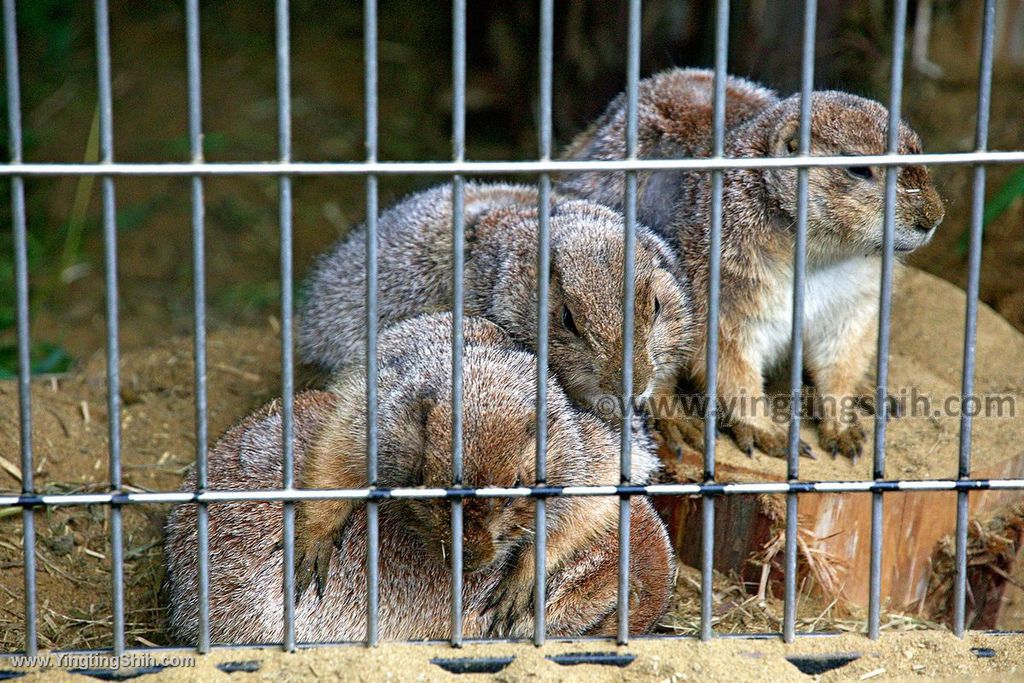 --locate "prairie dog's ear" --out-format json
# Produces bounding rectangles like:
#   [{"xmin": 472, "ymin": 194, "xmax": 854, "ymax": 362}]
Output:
[
  {"xmin": 392, "ymin": 392, "xmax": 437, "ymax": 487},
  {"xmin": 774, "ymin": 118, "xmax": 801, "ymax": 157},
  {"xmin": 418, "ymin": 392, "xmax": 448, "ymax": 454},
  {"xmin": 651, "ymin": 267, "xmax": 680, "ymax": 298},
  {"xmin": 547, "ymin": 246, "xmax": 570, "ymax": 296}
]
